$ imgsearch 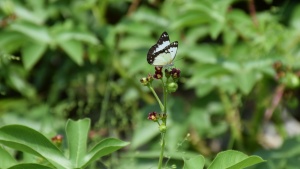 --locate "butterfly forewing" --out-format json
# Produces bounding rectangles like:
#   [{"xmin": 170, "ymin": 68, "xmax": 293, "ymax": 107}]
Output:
[
  {"xmin": 152, "ymin": 32, "xmax": 170, "ymax": 53},
  {"xmin": 167, "ymin": 41, "xmax": 178, "ymax": 61}
]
